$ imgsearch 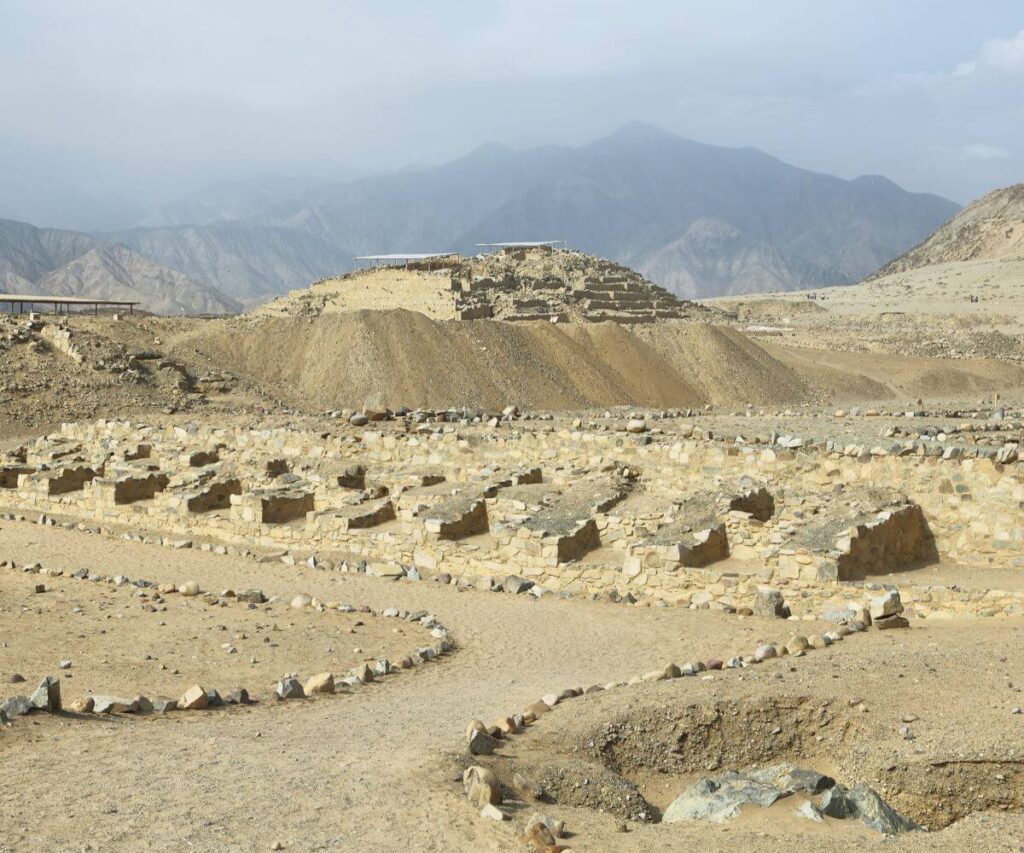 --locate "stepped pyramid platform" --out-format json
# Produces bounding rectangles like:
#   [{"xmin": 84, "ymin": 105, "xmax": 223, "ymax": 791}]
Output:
[{"xmin": 257, "ymin": 247, "xmax": 724, "ymax": 324}]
